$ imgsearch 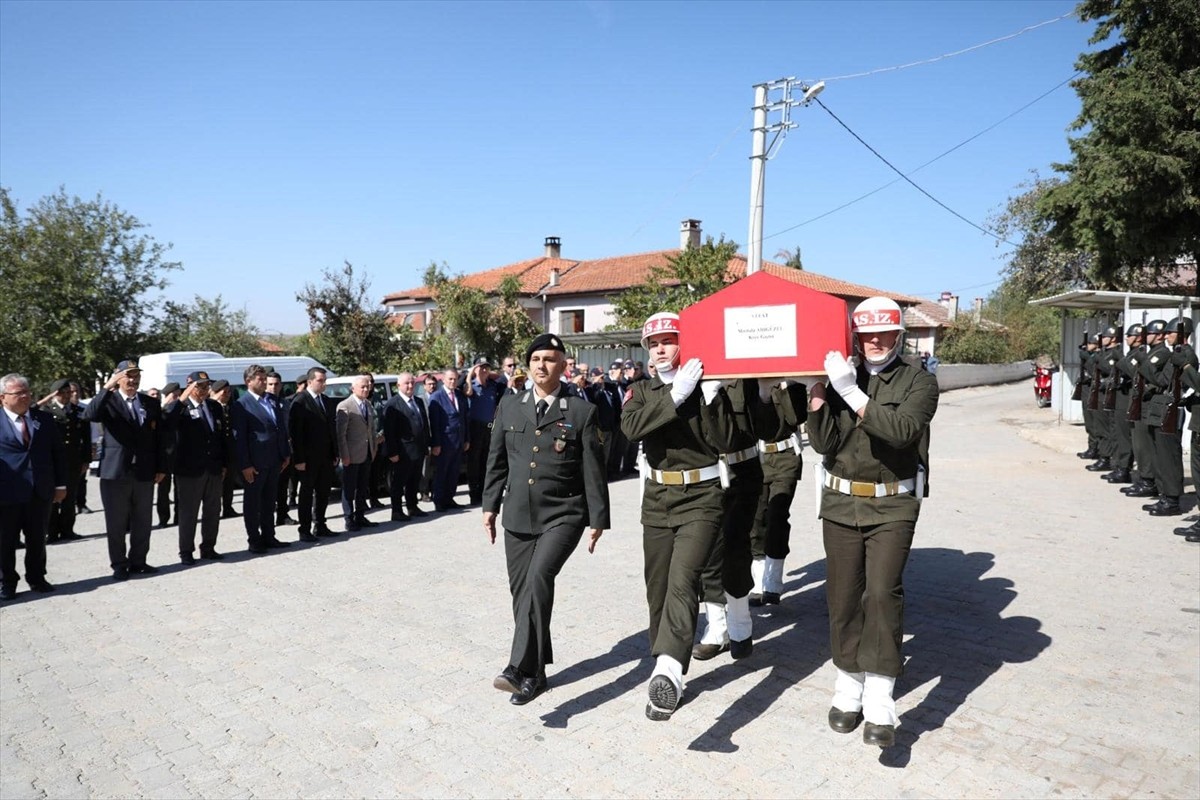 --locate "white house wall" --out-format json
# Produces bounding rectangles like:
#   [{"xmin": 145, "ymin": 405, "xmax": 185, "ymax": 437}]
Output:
[{"xmin": 544, "ymin": 295, "xmax": 618, "ymax": 334}]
